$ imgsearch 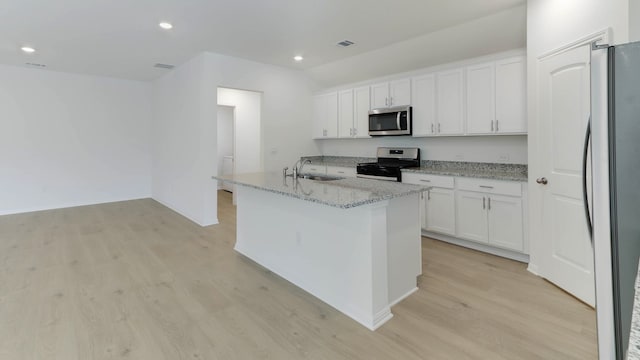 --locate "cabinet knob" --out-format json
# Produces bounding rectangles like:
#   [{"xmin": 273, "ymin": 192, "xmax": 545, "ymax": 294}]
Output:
[{"xmin": 536, "ymin": 177, "xmax": 548, "ymax": 185}]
